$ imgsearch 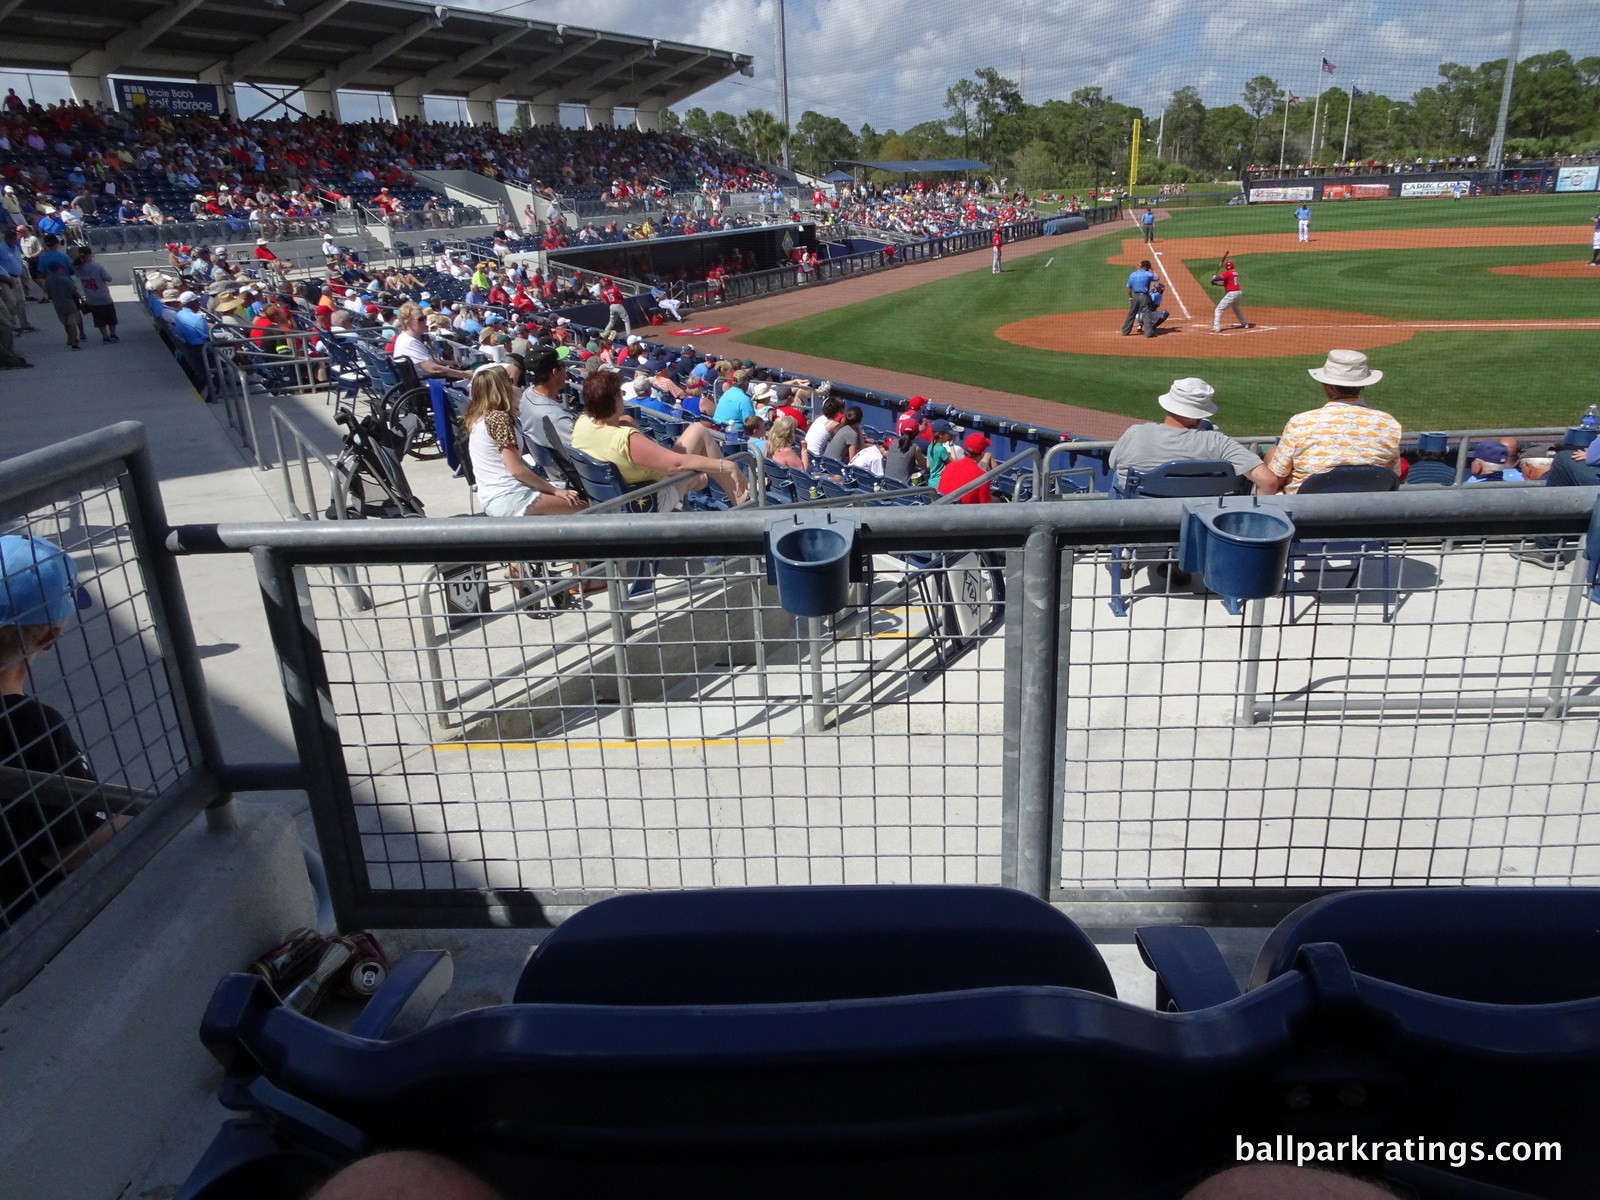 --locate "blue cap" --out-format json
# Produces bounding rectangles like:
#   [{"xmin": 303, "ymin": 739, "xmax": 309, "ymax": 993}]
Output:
[
  {"xmin": 929, "ymin": 419, "xmax": 953, "ymax": 434},
  {"xmin": 0, "ymin": 535, "xmax": 92, "ymax": 625}
]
